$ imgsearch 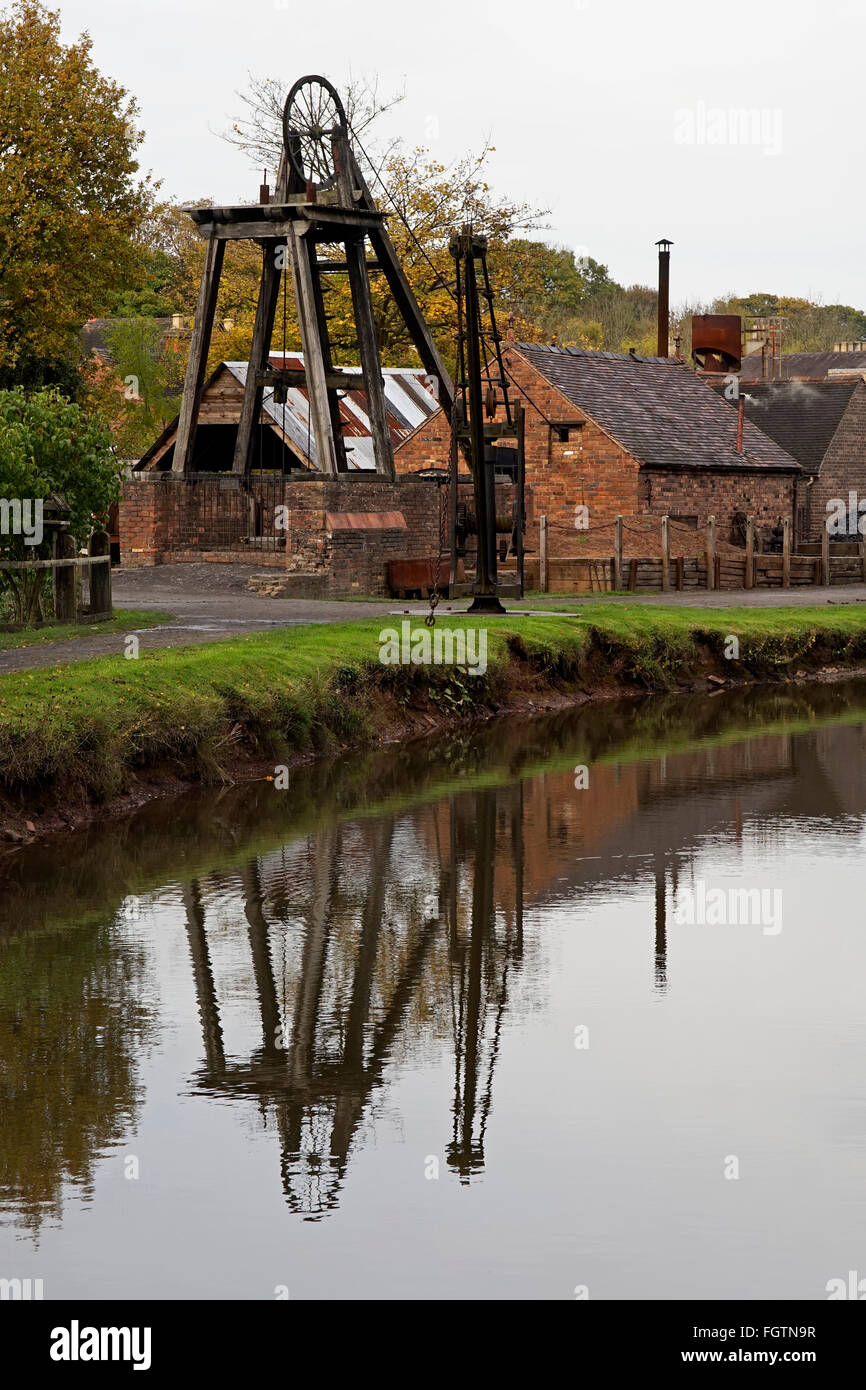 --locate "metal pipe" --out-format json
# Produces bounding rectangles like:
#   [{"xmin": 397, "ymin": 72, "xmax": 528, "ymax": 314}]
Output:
[{"xmin": 736, "ymin": 395, "xmax": 745, "ymax": 453}]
